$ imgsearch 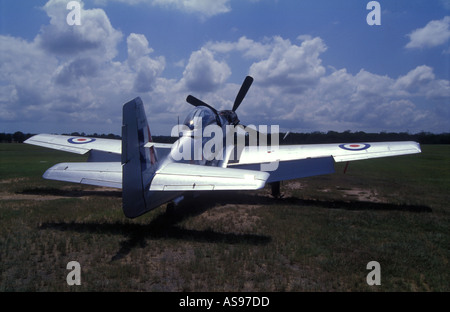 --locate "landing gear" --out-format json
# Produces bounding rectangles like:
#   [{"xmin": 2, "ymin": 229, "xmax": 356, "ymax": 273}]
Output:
[
  {"xmin": 166, "ymin": 196, "xmax": 185, "ymax": 216},
  {"xmin": 166, "ymin": 201, "xmax": 176, "ymax": 216},
  {"xmin": 270, "ymin": 181, "xmax": 282, "ymax": 198}
]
